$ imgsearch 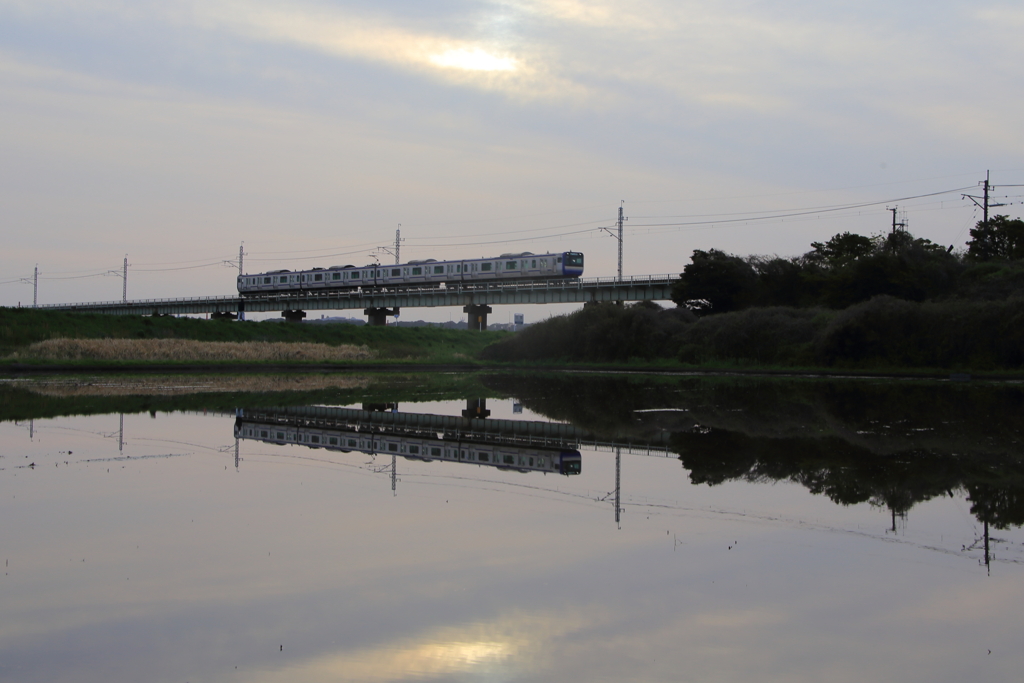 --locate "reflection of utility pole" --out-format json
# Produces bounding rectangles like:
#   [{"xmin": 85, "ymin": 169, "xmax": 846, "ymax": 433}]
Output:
[
  {"xmin": 29, "ymin": 419, "xmax": 34, "ymax": 440},
  {"xmin": 615, "ymin": 447, "xmax": 622, "ymax": 529},
  {"xmin": 234, "ymin": 438, "xmax": 240, "ymax": 470},
  {"xmin": 118, "ymin": 413, "xmax": 124, "ymax": 453},
  {"xmin": 984, "ymin": 519, "xmax": 990, "ymax": 575},
  {"xmin": 391, "ymin": 454, "xmax": 397, "ymax": 496}
]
